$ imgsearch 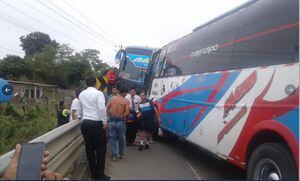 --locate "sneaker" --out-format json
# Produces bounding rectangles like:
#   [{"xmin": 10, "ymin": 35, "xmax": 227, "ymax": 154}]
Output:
[
  {"xmin": 144, "ymin": 143, "xmax": 150, "ymax": 150},
  {"xmin": 118, "ymin": 155, "xmax": 123, "ymax": 159},
  {"xmin": 138, "ymin": 144, "xmax": 143, "ymax": 151},
  {"xmin": 111, "ymin": 156, "xmax": 117, "ymax": 162}
]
